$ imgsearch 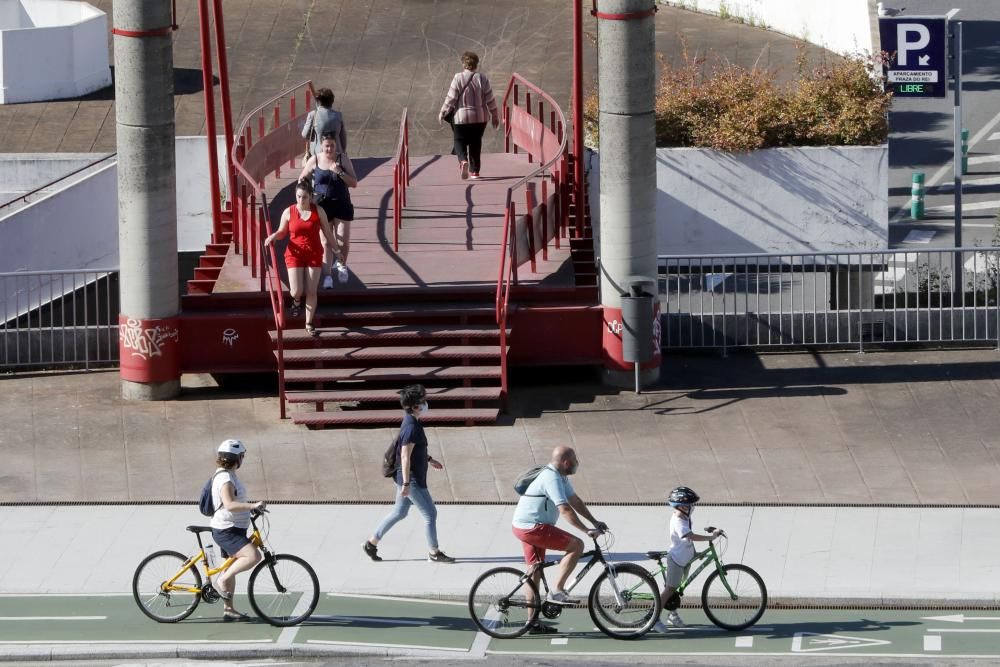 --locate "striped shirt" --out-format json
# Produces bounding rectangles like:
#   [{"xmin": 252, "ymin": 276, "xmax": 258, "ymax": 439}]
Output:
[{"xmin": 440, "ymin": 70, "xmax": 499, "ymax": 125}]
